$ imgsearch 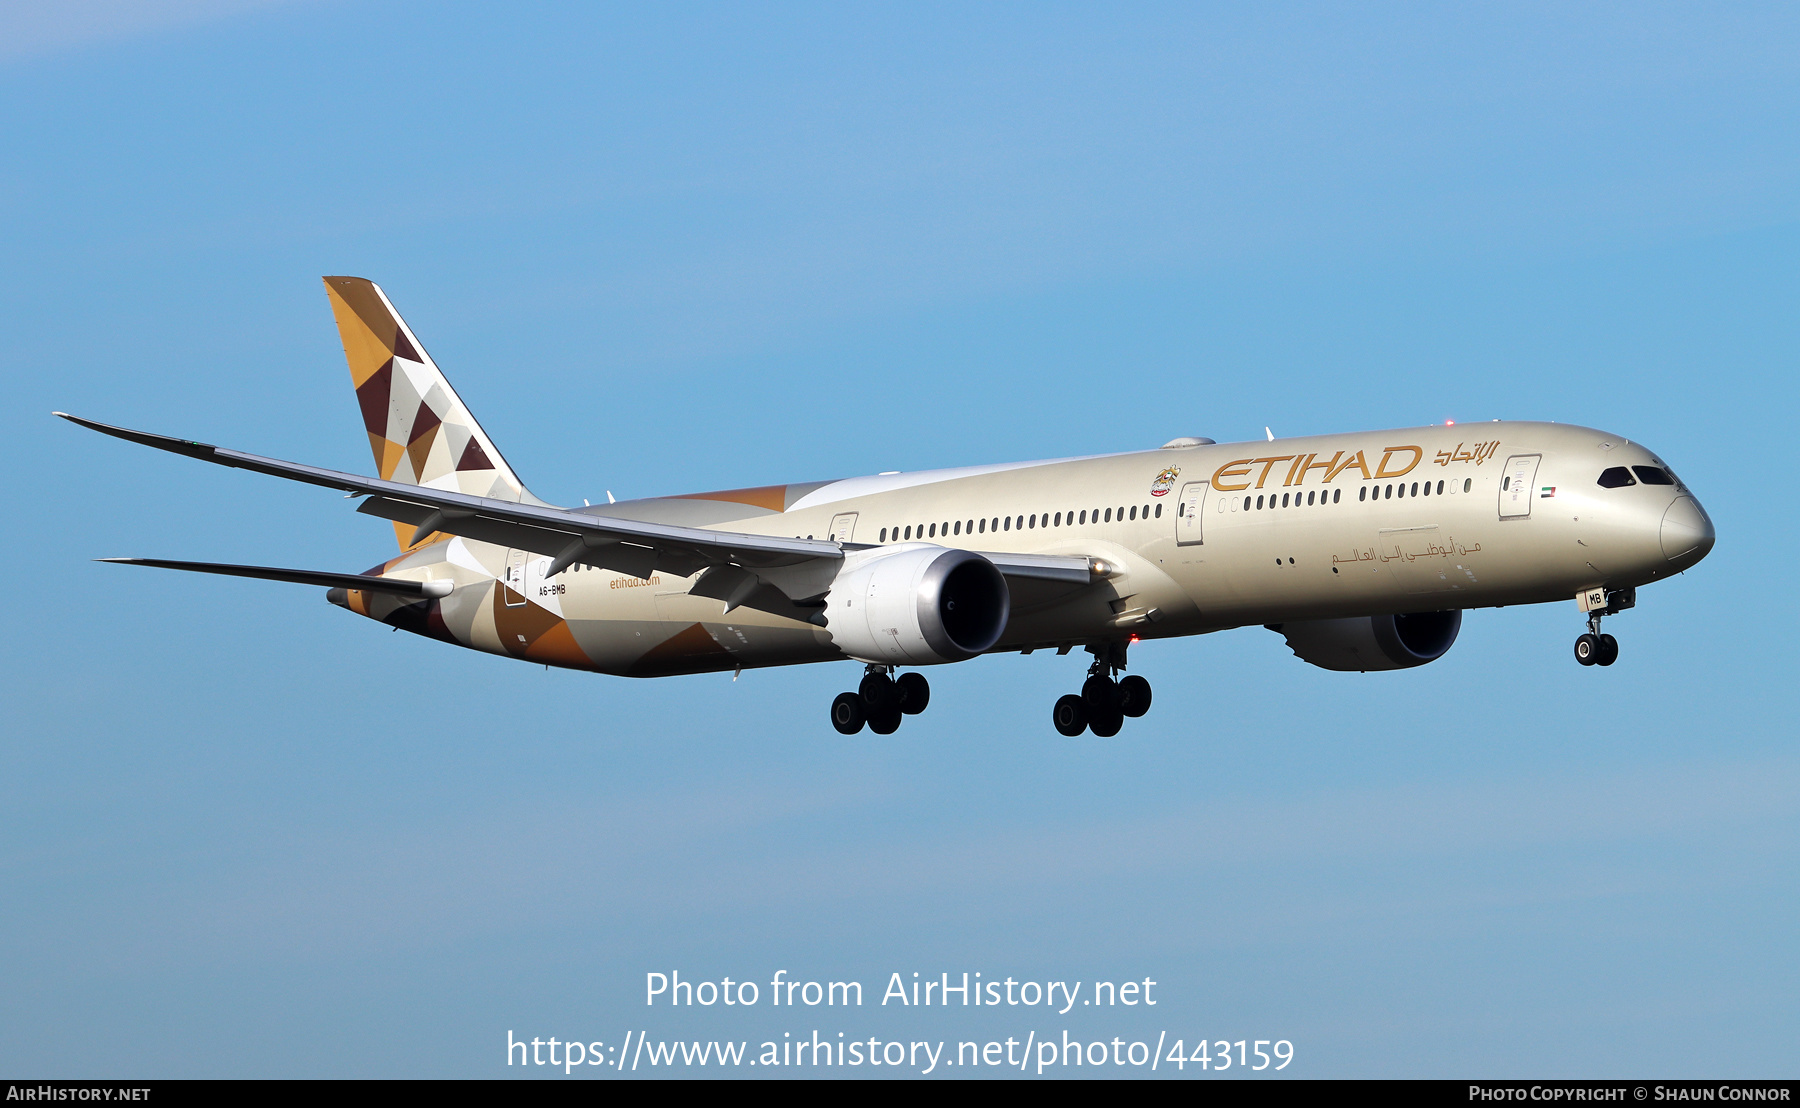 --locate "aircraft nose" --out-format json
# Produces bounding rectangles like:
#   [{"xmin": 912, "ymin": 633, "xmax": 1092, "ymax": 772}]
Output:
[{"xmin": 1660, "ymin": 495, "xmax": 1714, "ymax": 568}]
